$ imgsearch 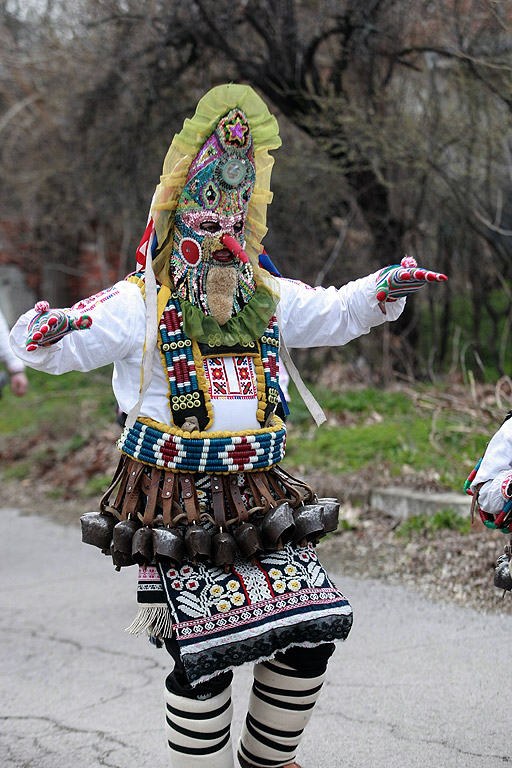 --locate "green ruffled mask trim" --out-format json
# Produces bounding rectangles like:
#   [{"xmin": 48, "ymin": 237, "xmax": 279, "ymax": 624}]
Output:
[{"xmin": 181, "ymin": 285, "xmax": 278, "ymax": 346}]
